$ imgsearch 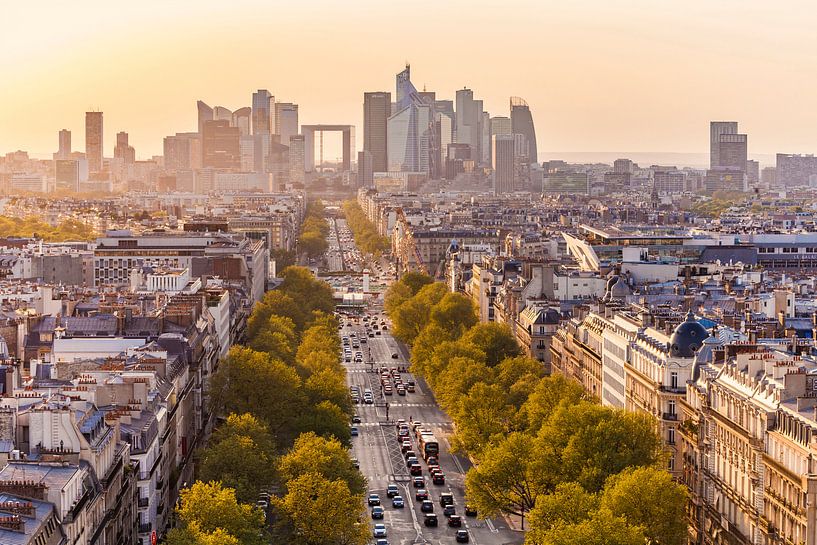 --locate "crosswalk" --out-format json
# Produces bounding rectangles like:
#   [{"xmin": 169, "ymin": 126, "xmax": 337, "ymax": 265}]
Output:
[{"xmin": 356, "ymin": 422, "xmax": 454, "ymax": 428}]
